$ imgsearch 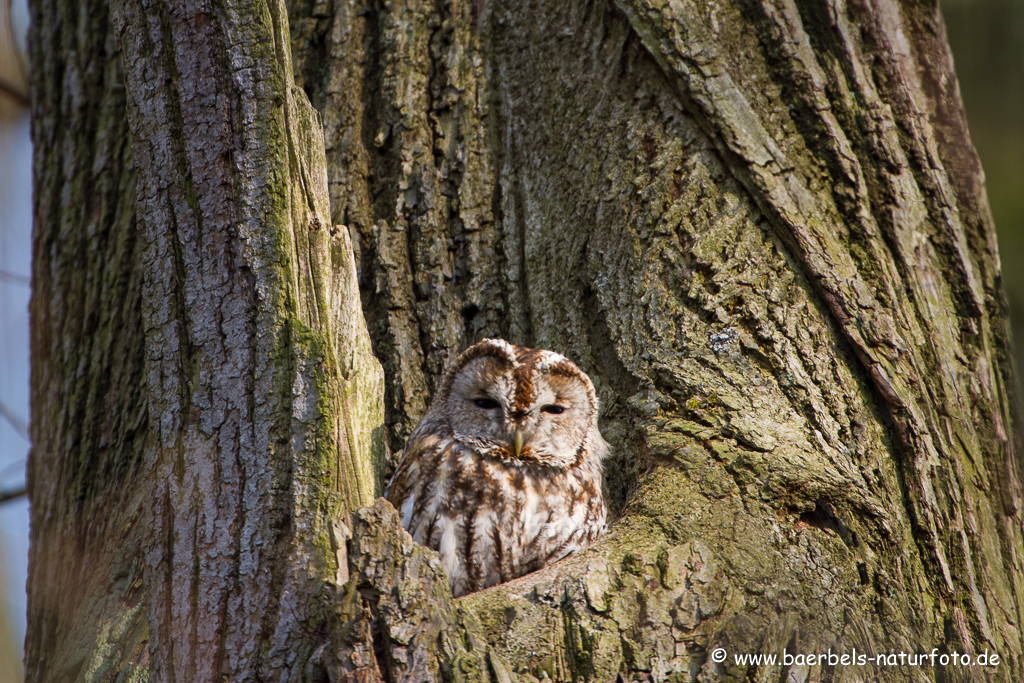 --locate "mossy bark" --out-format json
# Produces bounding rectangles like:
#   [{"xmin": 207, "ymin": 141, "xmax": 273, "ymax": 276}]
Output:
[
  {"xmin": 25, "ymin": 0, "xmax": 1023, "ymax": 681},
  {"xmin": 27, "ymin": 0, "xmax": 385, "ymax": 680},
  {"xmin": 292, "ymin": 0, "xmax": 1024, "ymax": 681}
]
